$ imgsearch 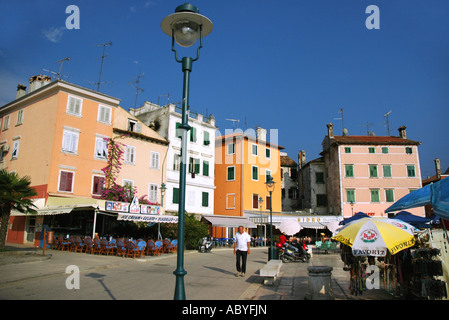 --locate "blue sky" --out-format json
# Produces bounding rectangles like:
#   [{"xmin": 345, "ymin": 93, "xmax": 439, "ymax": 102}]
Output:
[{"xmin": 1, "ymin": 0, "xmax": 448, "ymax": 178}]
